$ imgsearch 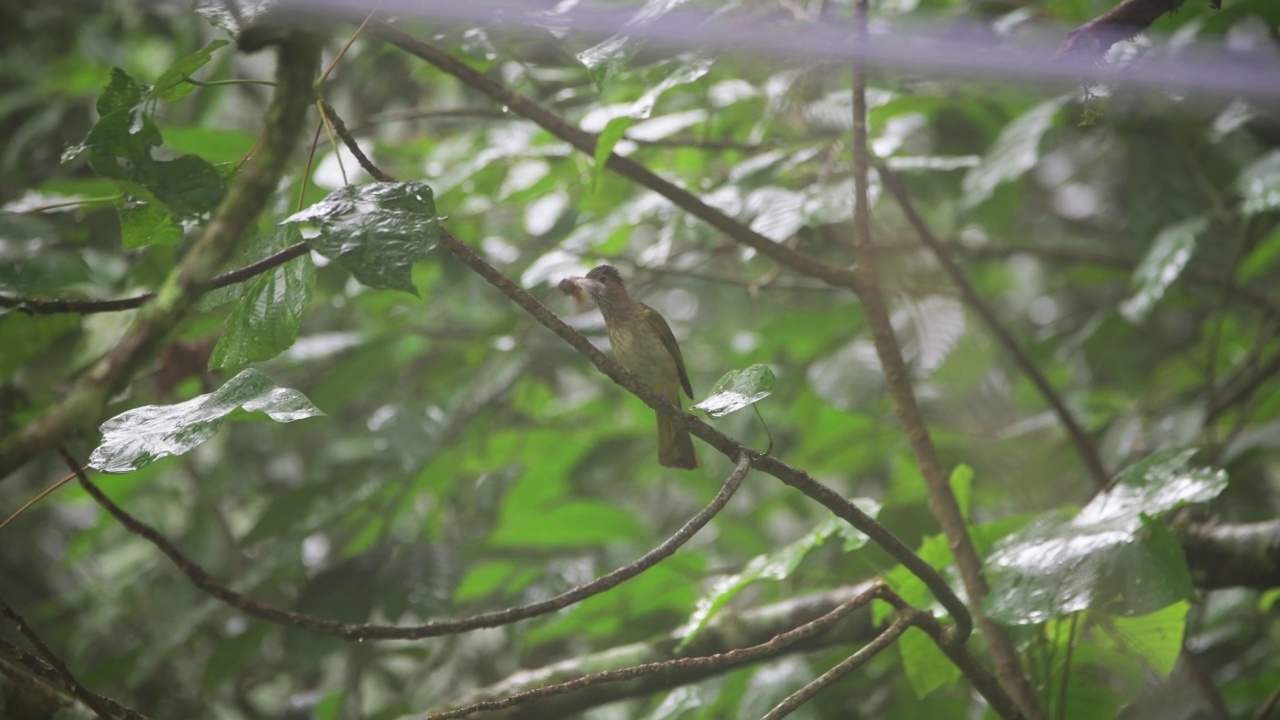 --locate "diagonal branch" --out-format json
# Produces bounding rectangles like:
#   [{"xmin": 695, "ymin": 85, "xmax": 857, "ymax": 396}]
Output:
[
  {"xmin": 360, "ymin": 17, "xmax": 857, "ymax": 289},
  {"xmin": 0, "ymin": 589, "xmax": 151, "ymax": 719},
  {"xmin": 1057, "ymin": 0, "xmax": 1191, "ymax": 62},
  {"xmin": 878, "ymin": 165, "xmax": 1110, "ymax": 489},
  {"xmin": 424, "ymin": 585, "xmax": 887, "ymax": 720},
  {"xmin": 67, "ymin": 448, "xmax": 749, "ymax": 639}
]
